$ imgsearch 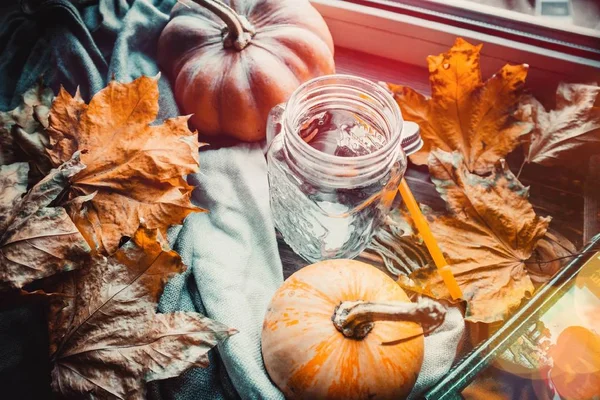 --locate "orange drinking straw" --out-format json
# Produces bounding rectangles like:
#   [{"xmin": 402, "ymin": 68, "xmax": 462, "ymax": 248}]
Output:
[{"xmin": 398, "ymin": 178, "xmax": 463, "ymax": 300}]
